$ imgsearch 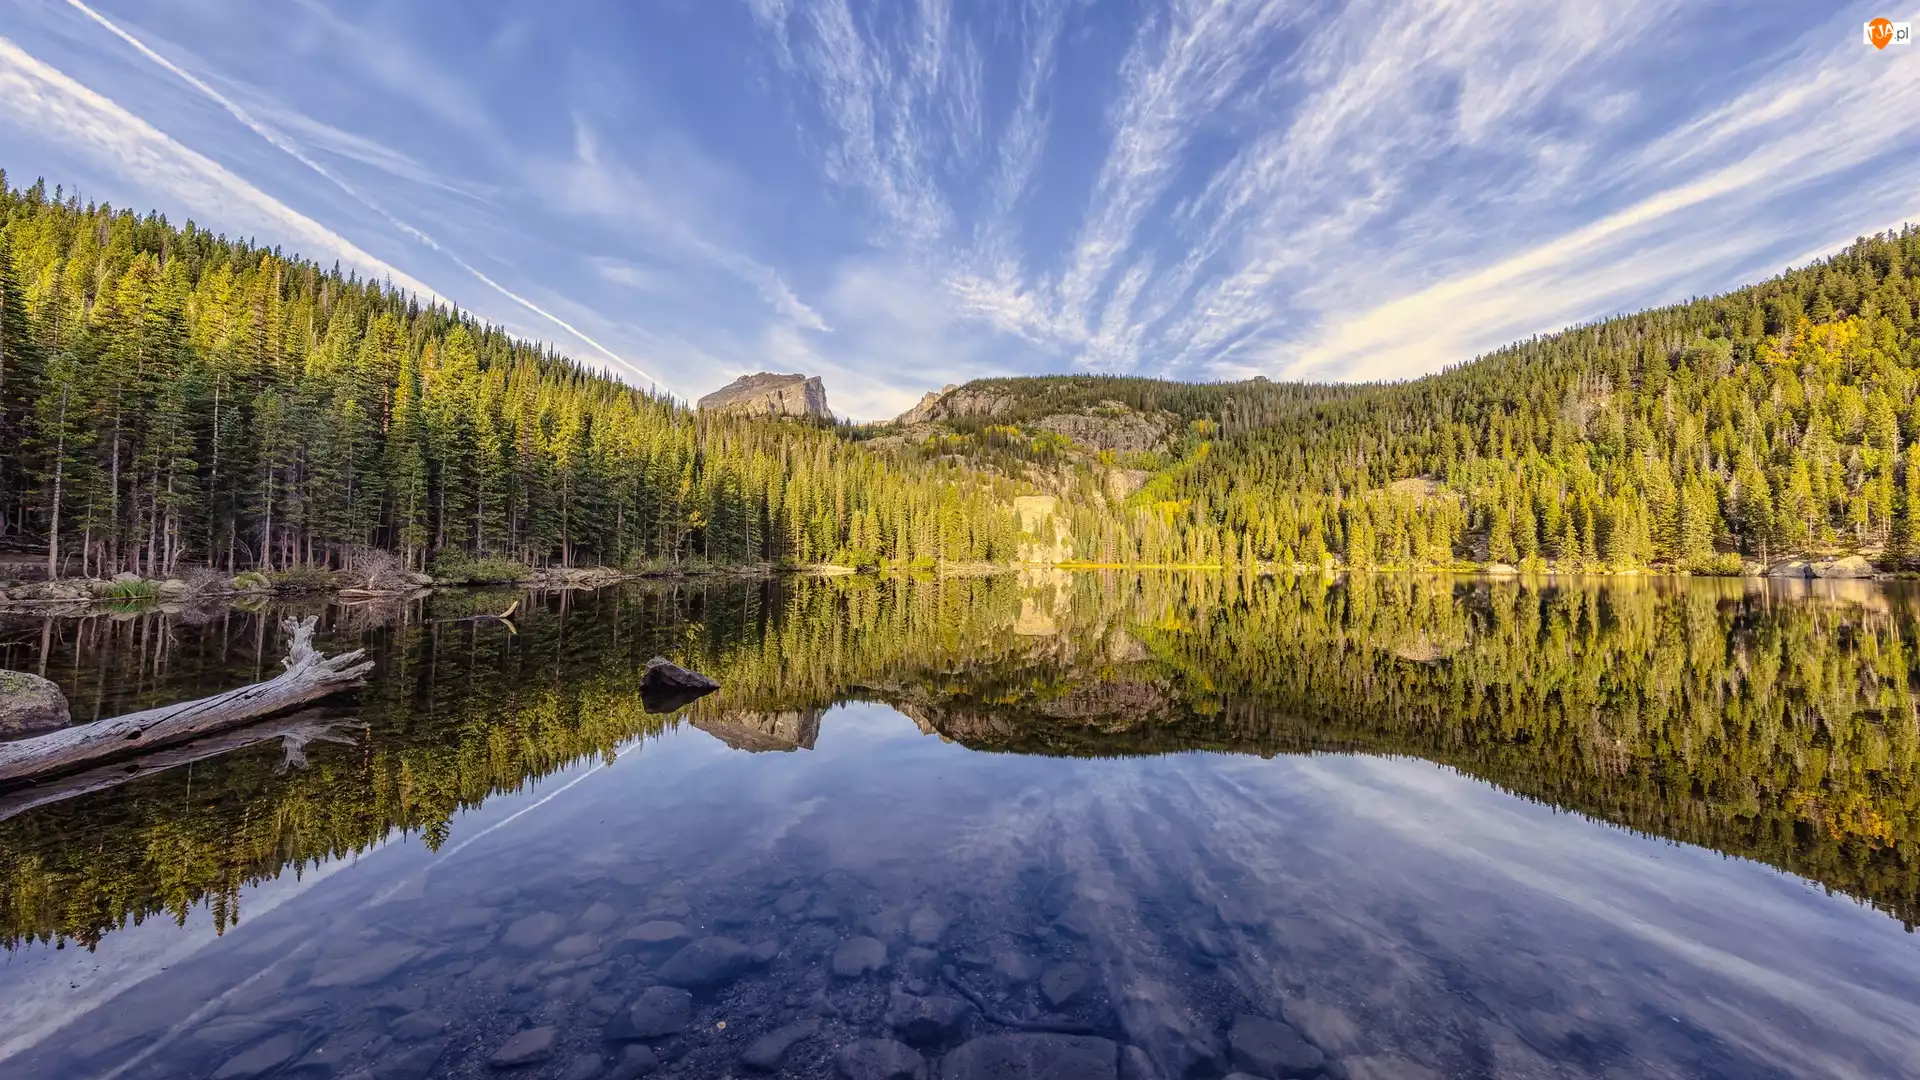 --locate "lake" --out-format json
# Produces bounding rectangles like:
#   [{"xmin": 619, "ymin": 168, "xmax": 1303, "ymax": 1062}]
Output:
[{"xmin": 0, "ymin": 573, "xmax": 1916, "ymax": 1080}]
